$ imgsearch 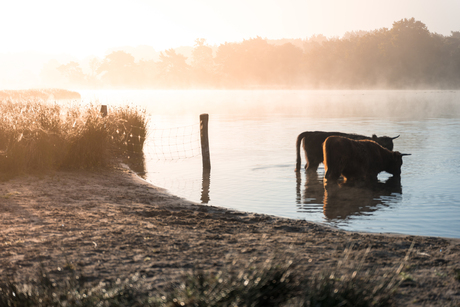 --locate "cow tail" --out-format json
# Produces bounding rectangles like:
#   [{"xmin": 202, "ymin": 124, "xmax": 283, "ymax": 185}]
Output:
[
  {"xmin": 323, "ymin": 138, "xmax": 330, "ymax": 179},
  {"xmin": 295, "ymin": 133, "xmax": 305, "ymax": 172}
]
